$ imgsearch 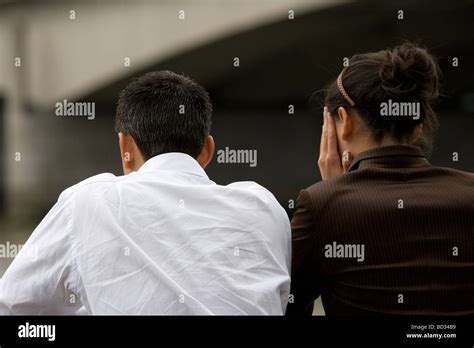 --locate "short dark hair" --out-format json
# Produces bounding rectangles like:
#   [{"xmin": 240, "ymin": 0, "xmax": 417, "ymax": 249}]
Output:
[
  {"xmin": 324, "ymin": 42, "xmax": 441, "ymax": 155},
  {"xmin": 115, "ymin": 70, "xmax": 213, "ymax": 160}
]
